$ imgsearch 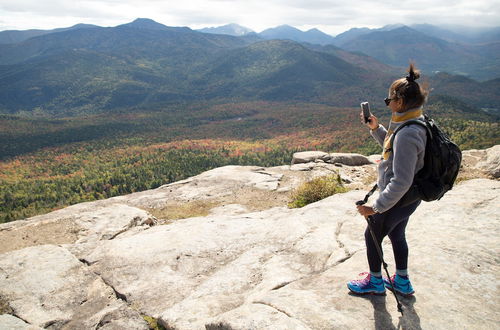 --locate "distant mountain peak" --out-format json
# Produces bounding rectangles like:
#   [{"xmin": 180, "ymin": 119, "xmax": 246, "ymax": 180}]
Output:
[
  {"xmin": 305, "ymin": 28, "xmax": 333, "ymax": 37},
  {"xmin": 378, "ymin": 23, "xmax": 407, "ymax": 31},
  {"xmin": 197, "ymin": 23, "xmax": 254, "ymax": 36},
  {"xmin": 121, "ymin": 18, "xmax": 169, "ymax": 30},
  {"xmin": 132, "ymin": 18, "xmax": 159, "ymax": 24},
  {"xmin": 69, "ymin": 23, "xmax": 98, "ymax": 29},
  {"xmin": 273, "ymin": 25, "xmax": 302, "ymax": 31}
]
